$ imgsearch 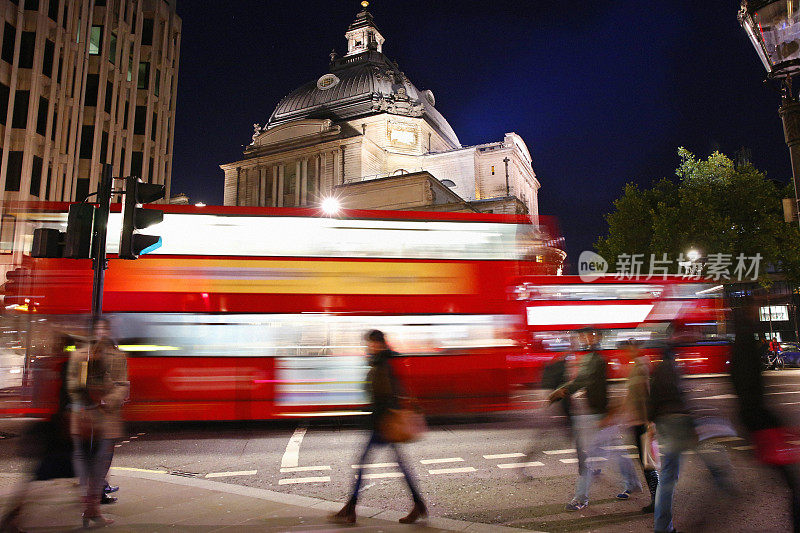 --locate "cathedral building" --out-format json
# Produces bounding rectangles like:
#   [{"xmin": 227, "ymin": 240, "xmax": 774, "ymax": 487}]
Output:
[{"xmin": 221, "ymin": 2, "xmax": 539, "ymax": 217}]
